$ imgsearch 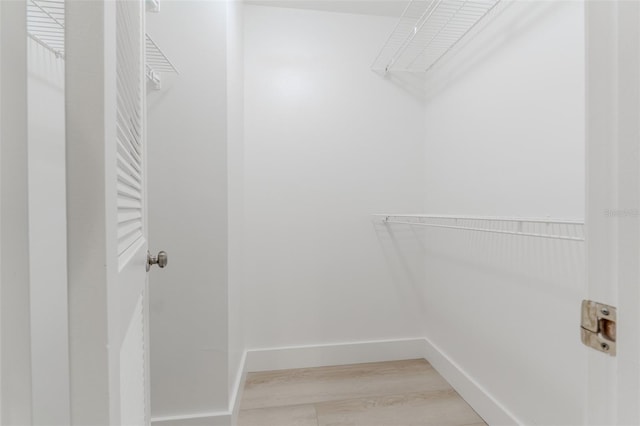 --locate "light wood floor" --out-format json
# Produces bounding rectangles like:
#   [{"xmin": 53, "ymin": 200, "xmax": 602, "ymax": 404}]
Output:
[{"xmin": 237, "ymin": 359, "xmax": 487, "ymax": 426}]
